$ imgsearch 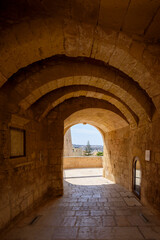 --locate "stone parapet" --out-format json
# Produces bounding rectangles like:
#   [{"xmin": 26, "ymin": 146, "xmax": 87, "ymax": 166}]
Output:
[{"xmin": 63, "ymin": 156, "xmax": 103, "ymax": 169}]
